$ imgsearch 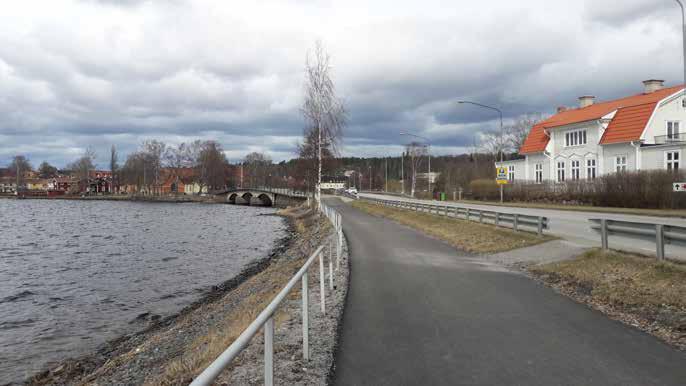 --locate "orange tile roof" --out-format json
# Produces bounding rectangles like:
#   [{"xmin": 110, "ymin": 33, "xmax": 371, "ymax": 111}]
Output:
[{"xmin": 520, "ymin": 85, "xmax": 684, "ymax": 154}]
